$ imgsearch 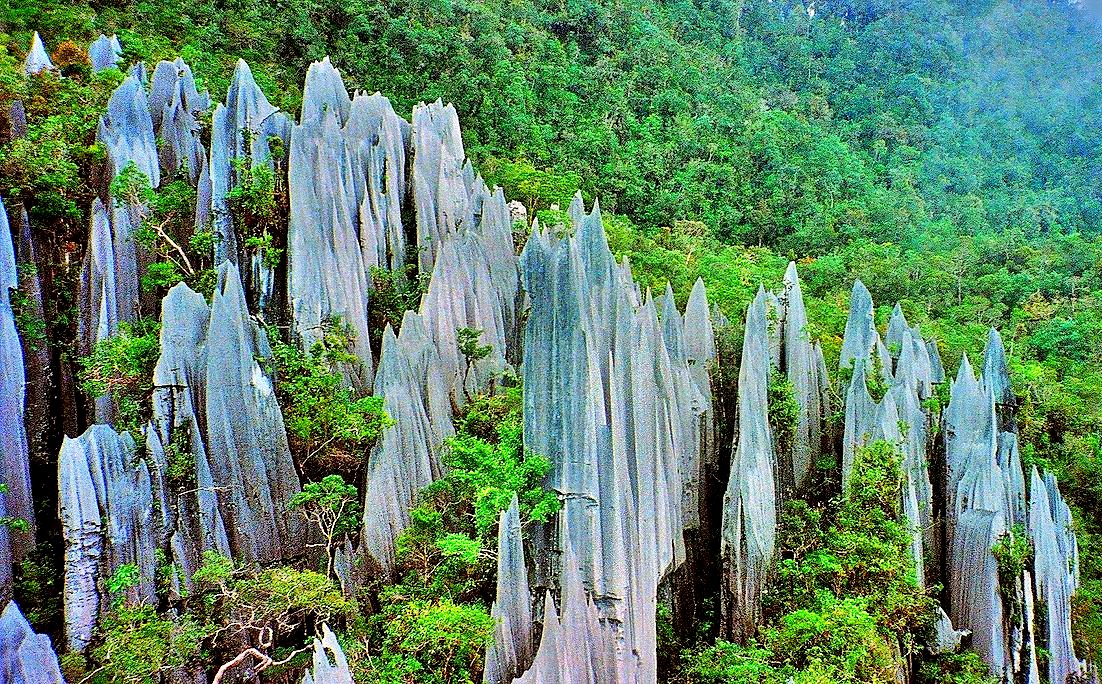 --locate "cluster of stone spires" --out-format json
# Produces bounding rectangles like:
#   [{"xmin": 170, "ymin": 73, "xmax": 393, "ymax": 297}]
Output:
[{"xmin": 0, "ymin": 33, "xmax": 1091, "ymax": 684}]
